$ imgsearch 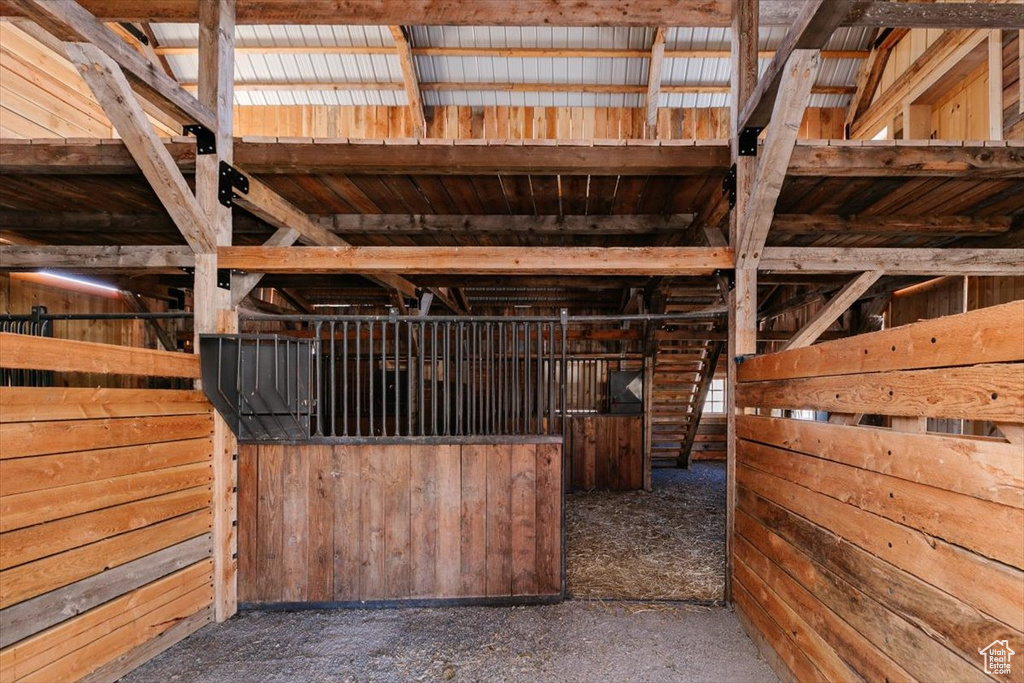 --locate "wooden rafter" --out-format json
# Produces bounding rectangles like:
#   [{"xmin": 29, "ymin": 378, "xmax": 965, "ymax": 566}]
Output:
[
  {"xmin": 388, "ymin": 25, "xmax": 426, "ymax": 138},
  {"xmin": 781, "ymin": 270, "xmax": 884, "ymax": 351},
  {"xmin": 735, "ymin": 49, "xmax": 821, "ymax": 269},
  {"xmin": 738, "ymin": 0, "xmax": 856, "ymax": 132},
  {"xmin": 772, "ymin": 215, "xmax": 1013, "ymax": 236},
  {"xmin": 63, "ymin": 43, "xmax": 215, "ymax": 253},
  {"xmin": 844, "ymin": 28, "xmax": 909, "ymax": 131},
  {"xmin": 644, "ymin": 27, "xmax": 667, "ymax": 137},
  {"xmin": 9, "ymin": 0, "xmax": 215, "ymax": 128}
]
